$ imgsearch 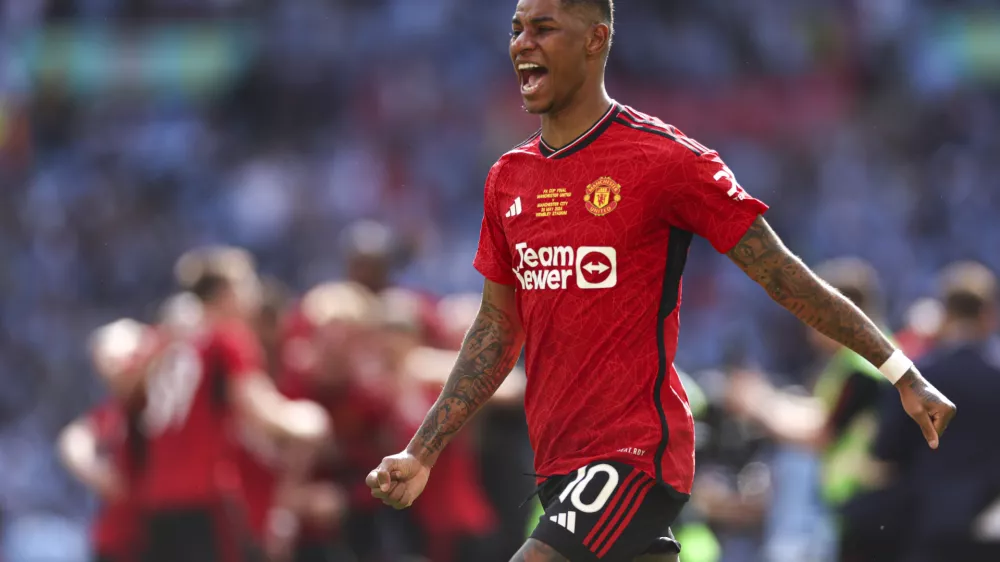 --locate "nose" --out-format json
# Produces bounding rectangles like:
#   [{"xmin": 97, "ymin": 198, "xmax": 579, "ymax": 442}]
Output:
[{"xmin": 510, "ymin": 30, "xmax": 536, "ymax": 57}]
